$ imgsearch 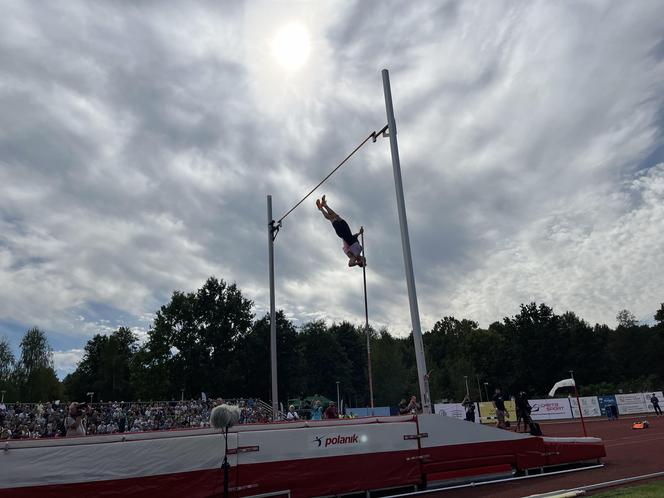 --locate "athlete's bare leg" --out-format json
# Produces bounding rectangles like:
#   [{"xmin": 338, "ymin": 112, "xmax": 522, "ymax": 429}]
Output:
[
  {"xmin": 316, "ymin": 196, "xmax": 339, "ymax": 221},
  {"xmin": 320, "ymin": 196, "xmax": 339, "ymax": 220}
]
